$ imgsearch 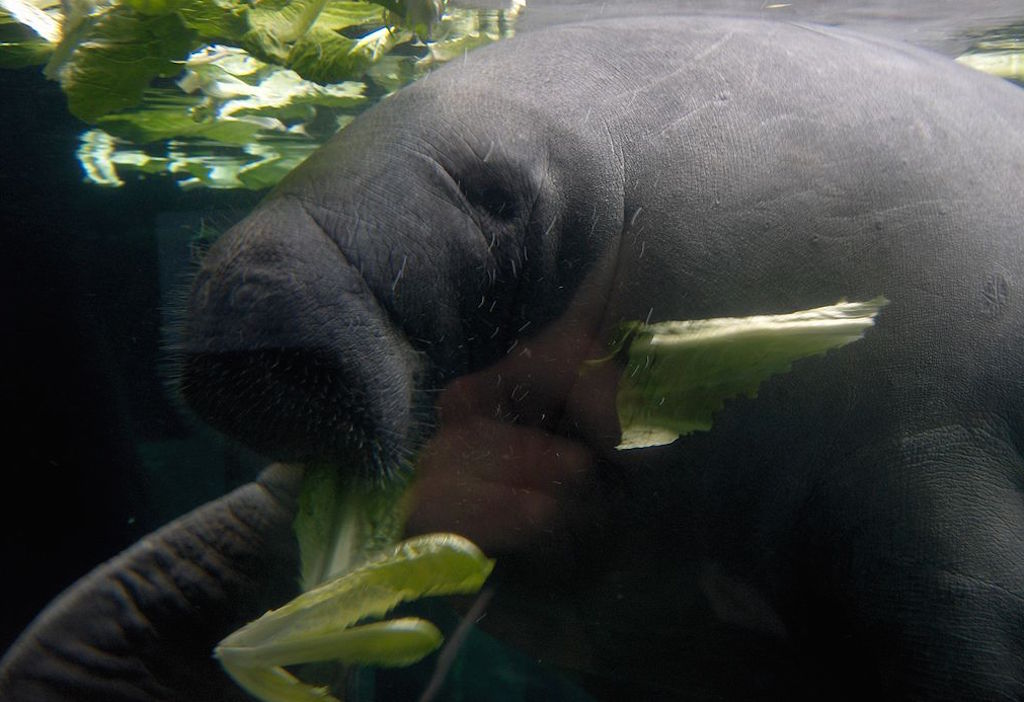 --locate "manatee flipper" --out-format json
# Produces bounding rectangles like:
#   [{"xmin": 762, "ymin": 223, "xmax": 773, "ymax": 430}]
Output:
[{"xmin": 0, "ymin": 464, "xmax": 302, "ymax": 702}]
